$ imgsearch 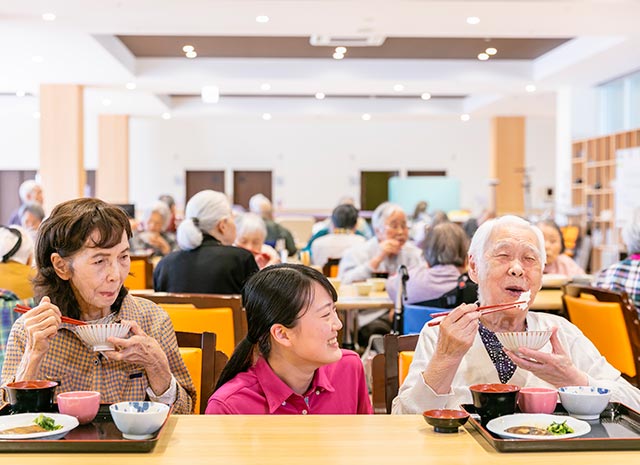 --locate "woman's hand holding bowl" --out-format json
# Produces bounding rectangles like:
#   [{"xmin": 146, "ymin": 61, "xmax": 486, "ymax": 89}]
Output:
[{"xmin": 505, "ymin": 327, "xmax": 588, "ymax": 387}]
